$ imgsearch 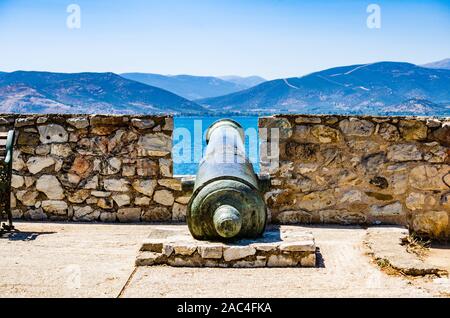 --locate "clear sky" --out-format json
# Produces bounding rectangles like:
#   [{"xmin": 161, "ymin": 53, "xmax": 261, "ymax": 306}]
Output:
[{"xmin": 0, "ymin": 0, "xmax": 449, "ymax": 79}]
